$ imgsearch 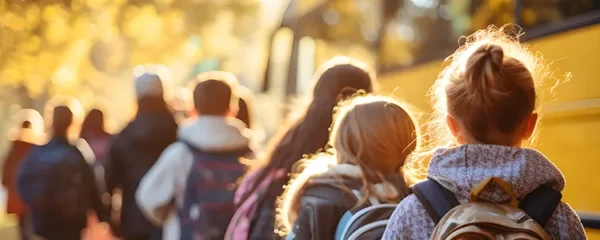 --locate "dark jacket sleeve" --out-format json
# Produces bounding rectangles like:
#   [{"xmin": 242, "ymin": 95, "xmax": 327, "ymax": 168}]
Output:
[
  {"xmin": 167, "ymin": 121, "xmax": 178, "ymax": 145},
  {"xmin": 15, "ymin": 148, "xmax": 38, "ymax": 204},
  {"xmin": 2, "ymin": 144, "xmax": 17, "ymax": 186},
  {"xmin": 75, "ymin": 148, "xmax": 108, "ymax": 222},
  {"xmin": 104, "ymin": 137, "xmax": 121, "ymax": 194},
  {"xmin": 288, "ymin": 185, "xmax": 356, "ymax": 240}
]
